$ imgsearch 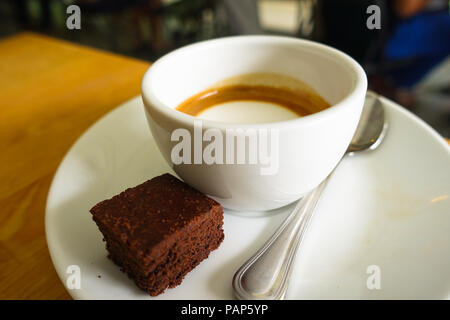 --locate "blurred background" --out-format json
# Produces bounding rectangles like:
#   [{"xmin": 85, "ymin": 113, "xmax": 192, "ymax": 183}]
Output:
[{"xmin": 0, "ymin": 0, "xmax": 449, "ymax": 136}]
